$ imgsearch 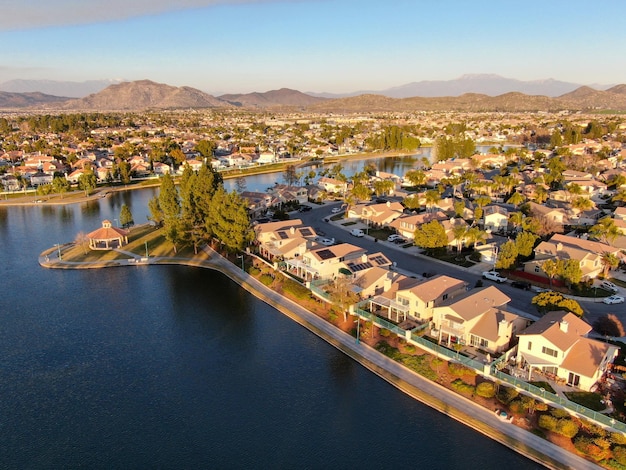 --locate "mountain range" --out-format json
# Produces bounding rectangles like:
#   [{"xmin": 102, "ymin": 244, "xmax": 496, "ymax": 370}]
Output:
[{"xmin": 1, "ymin": 77, "xmax": 626, "ymax": 112}]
